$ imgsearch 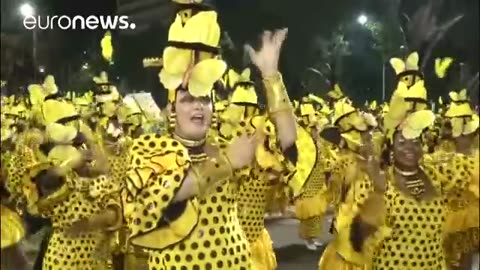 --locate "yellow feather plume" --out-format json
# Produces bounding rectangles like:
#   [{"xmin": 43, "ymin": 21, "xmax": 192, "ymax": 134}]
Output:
[
  {"xmin": 400, "ymin": 110, "xmax": 436, "ymax": 139},
  {"xmin": 449, "ymin": 89, "xmax": 468, "ymax": 102},
  {"xmin": 434, "ymin": 57, "xmax": 454, "ymax": 78},
  {"xmin": 101, "ymin": 31, "xmax": 113, "ymax": 64},
  {"xmin": 389, "ymin": 52, "xmax": 419, "ymax": 75},
  {"xmin": 159, "ymin": 11, "xmax": 226, "ymax": 98},
  {"xmin": 327, "ymin": 84, "xmax": 344, "ymax": 100}
]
